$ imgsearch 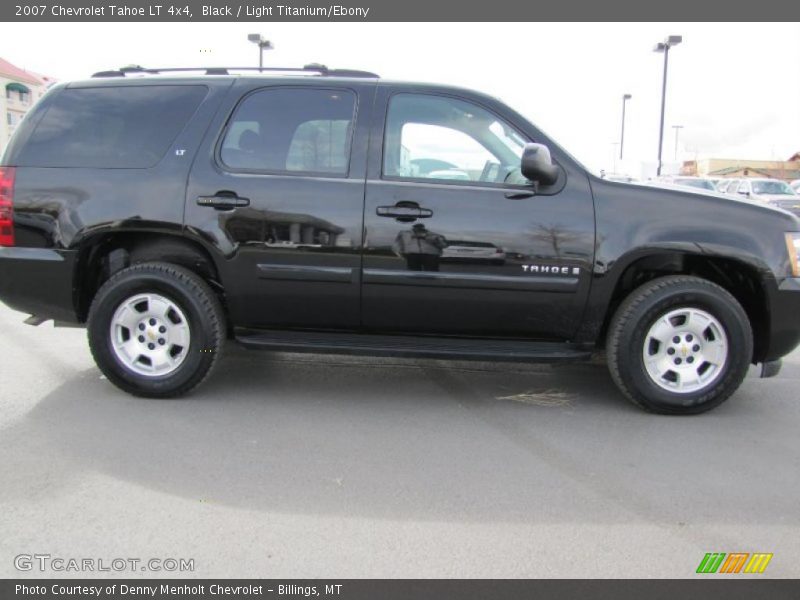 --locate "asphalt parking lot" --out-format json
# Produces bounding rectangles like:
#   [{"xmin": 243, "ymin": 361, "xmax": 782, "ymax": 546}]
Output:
[{"xmin": 1, "ymin": 301, "xmax": 798, "ymax": 579}]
